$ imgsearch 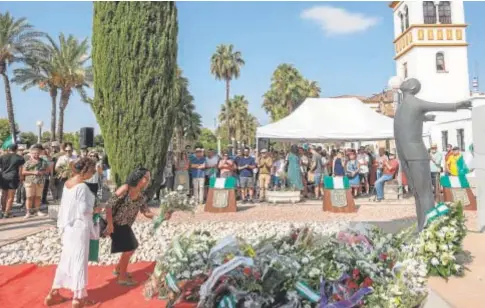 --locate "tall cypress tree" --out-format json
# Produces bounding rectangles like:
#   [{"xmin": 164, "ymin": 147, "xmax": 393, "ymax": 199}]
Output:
[{"xmin": 92, "ymin": 2, "xmax": 178, "ymax": 195}]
